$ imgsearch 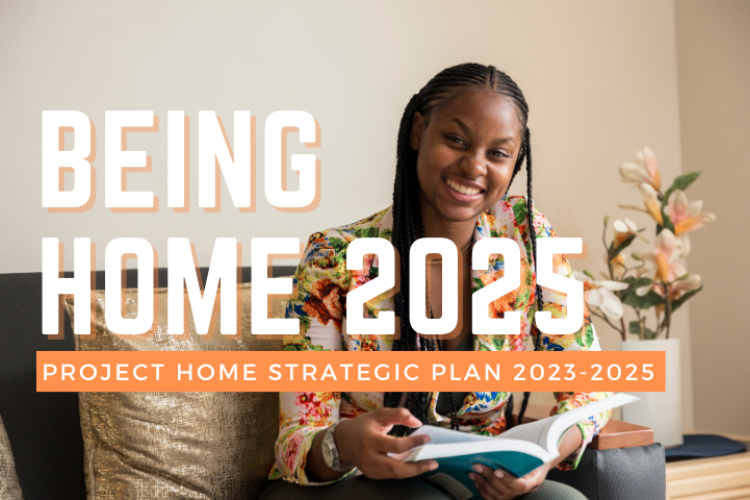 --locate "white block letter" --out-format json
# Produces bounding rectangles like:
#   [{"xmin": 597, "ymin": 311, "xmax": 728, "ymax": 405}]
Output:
[
  {"xmin": 265, "ymin": 111, "xmax": 316, "ymax": 208},
  {"xmin": 168, "ymin": 238, "xmax": 237, "ymax": 335},
  {"xmin": 198, "ymin": 110, "xmax": 251, "ymax": 209},
  {"xmin": 251, "ymin": 238, "xmax": 299, "ymax": 335},
  {"xmin": 346, "ymin": 238, "xmax": 395, "ymax": 335},
  {"xmin": 105, "ymin": 110, "xmax": 156, "ymax": 208},
  {"xmin": 42, "ymin": 111, "xmax": 92, "ymax": 208},
  {"xmin": 410, "ymin": 238, "xmax": 458, "ymax": 335},
  {"xmin": 42, "ymin": 238, "xmax": 91, "ymax": 335},
  {"xmin": 535, "ymin": 238, "xmax": 584, "ymax": 335},
  {"xmin": 472, "ymin": 238, "xmax": 522, "ymax": 335},
  {"xmin": 168, "ymin": 110, "xmax": 187, "ymax": 209},
  {"xmin": 104, "ymin": 238, "xmax": 154, "ymax": 335}
]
